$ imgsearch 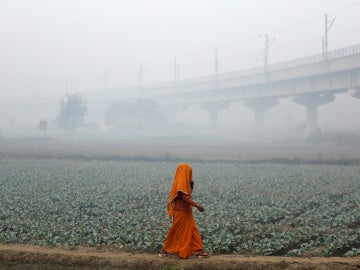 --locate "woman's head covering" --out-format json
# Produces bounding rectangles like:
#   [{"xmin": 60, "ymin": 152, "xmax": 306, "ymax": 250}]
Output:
[{"xmin": 167, "ymin": 163, "xmax": 193, "ymax": 218}]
